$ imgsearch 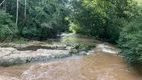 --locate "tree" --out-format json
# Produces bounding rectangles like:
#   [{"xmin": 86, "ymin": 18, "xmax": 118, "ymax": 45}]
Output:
[
  {"xmin": 69, "ymin": 0, "xmax": 140, "ymax": 43},
  {"xmin": 16, "ymin": 0, "xmax": 19, "ymax": 28},
  {"xmin": 0, "ymin": 10, "xmax": 17, "ymax": 42},
  {"xmin": 118, "ymin": 16, "xmax": 142, "ymax": 68},
  {"xmin": 1, "ymin": 0, "xmax": 69, "ymax": 40},
  {"xmin": 24, "ymin": 0, "xmax": 26, "ymax": 19}
]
